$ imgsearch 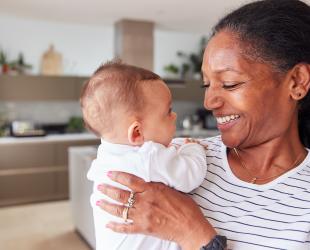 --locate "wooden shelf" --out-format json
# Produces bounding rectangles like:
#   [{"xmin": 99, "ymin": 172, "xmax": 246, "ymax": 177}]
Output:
[
  {"xmin": 169, "ymin": 80, "xmax": 204, "ymax": 102},
  {"xmin": 0, "ymin": 75, "xmax": 204, "ymax": 102},
  {"xmin": 0, "ymin": 75, "xmax": 88, "ymax": 101}
]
